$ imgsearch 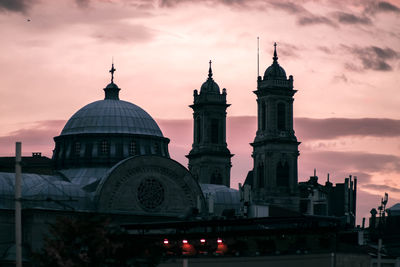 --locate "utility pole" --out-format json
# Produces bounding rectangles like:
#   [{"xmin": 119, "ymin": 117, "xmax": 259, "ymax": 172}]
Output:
[{"xmin": 15, "ymin": 142, "xmax": 22, "ymax": 267}]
